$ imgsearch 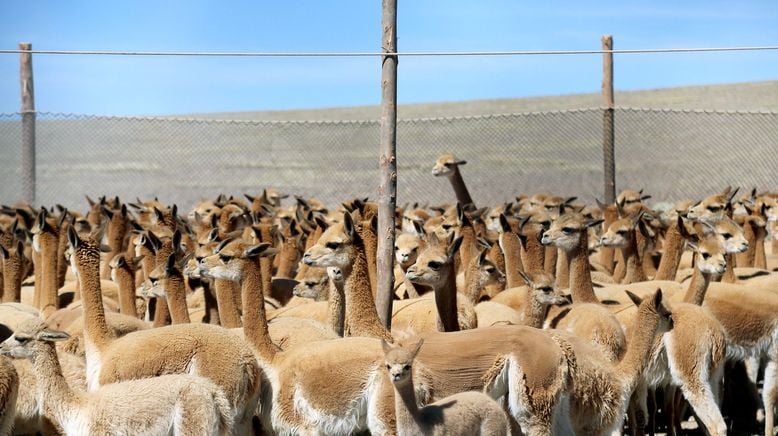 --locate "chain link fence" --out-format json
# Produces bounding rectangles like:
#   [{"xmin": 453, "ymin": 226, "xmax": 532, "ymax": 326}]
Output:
[{"xmin": 0, "ymin": 108, "xmax": 776, "ymax": 211}]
